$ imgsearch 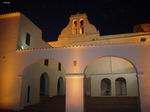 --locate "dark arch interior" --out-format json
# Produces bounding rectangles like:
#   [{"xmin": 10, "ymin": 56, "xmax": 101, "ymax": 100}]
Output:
[
  {"xmin": 57, "ymin": 77, "xmax": 64, "ymax": 96},
  {"xmin": 40, "ymin": 73, "xmax": 49, "ymax": 96},
  {"xmin": 101, "ymin": 78, "xmax": 111, "ymax": 96}
]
